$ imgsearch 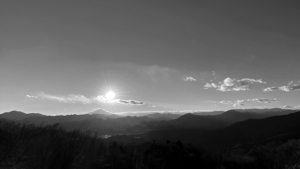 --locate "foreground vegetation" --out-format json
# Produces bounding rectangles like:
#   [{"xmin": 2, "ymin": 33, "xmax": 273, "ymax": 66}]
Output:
[{"xmin": 0, "ymin": 119, "xmax": 300, "ymax": 169}]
